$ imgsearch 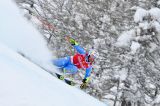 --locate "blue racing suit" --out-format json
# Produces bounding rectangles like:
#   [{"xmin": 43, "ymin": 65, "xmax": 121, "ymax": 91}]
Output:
[{"xmin": 53, "ymin": 45, "xmax": 92, "ymax": 79}]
